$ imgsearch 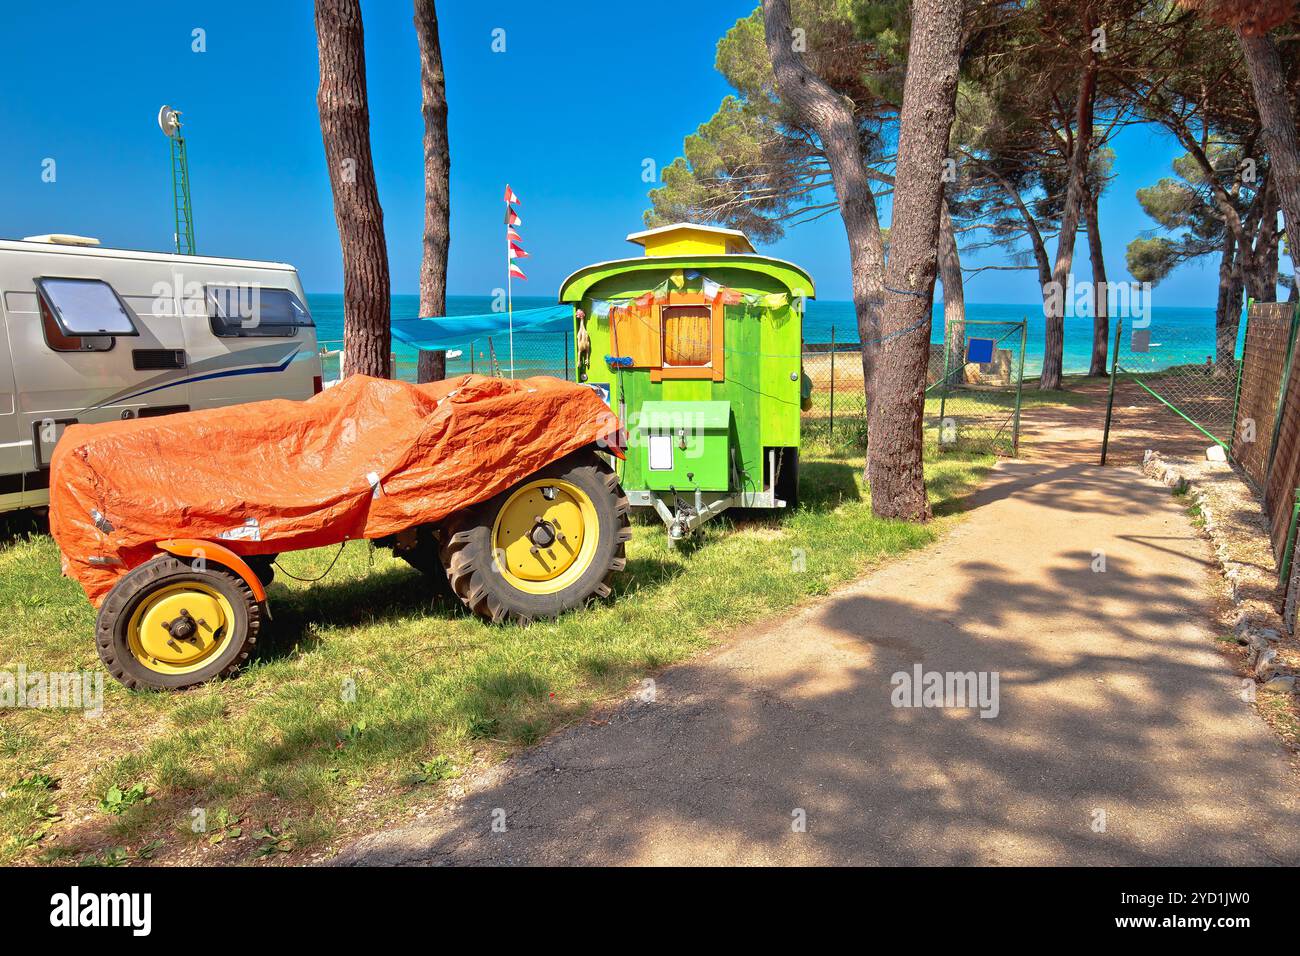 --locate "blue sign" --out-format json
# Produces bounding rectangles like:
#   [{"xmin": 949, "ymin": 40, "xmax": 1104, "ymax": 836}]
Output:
[{"xmin": 967, "ymin": 338, "xmax": 995, "ymax": 364}]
